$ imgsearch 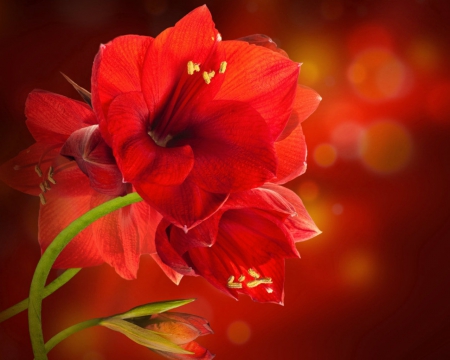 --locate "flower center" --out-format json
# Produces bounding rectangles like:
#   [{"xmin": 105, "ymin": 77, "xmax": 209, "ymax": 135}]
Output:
[{"xmin": 148, "ymin": 130, "xmax": 173, "ymax": 147}]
